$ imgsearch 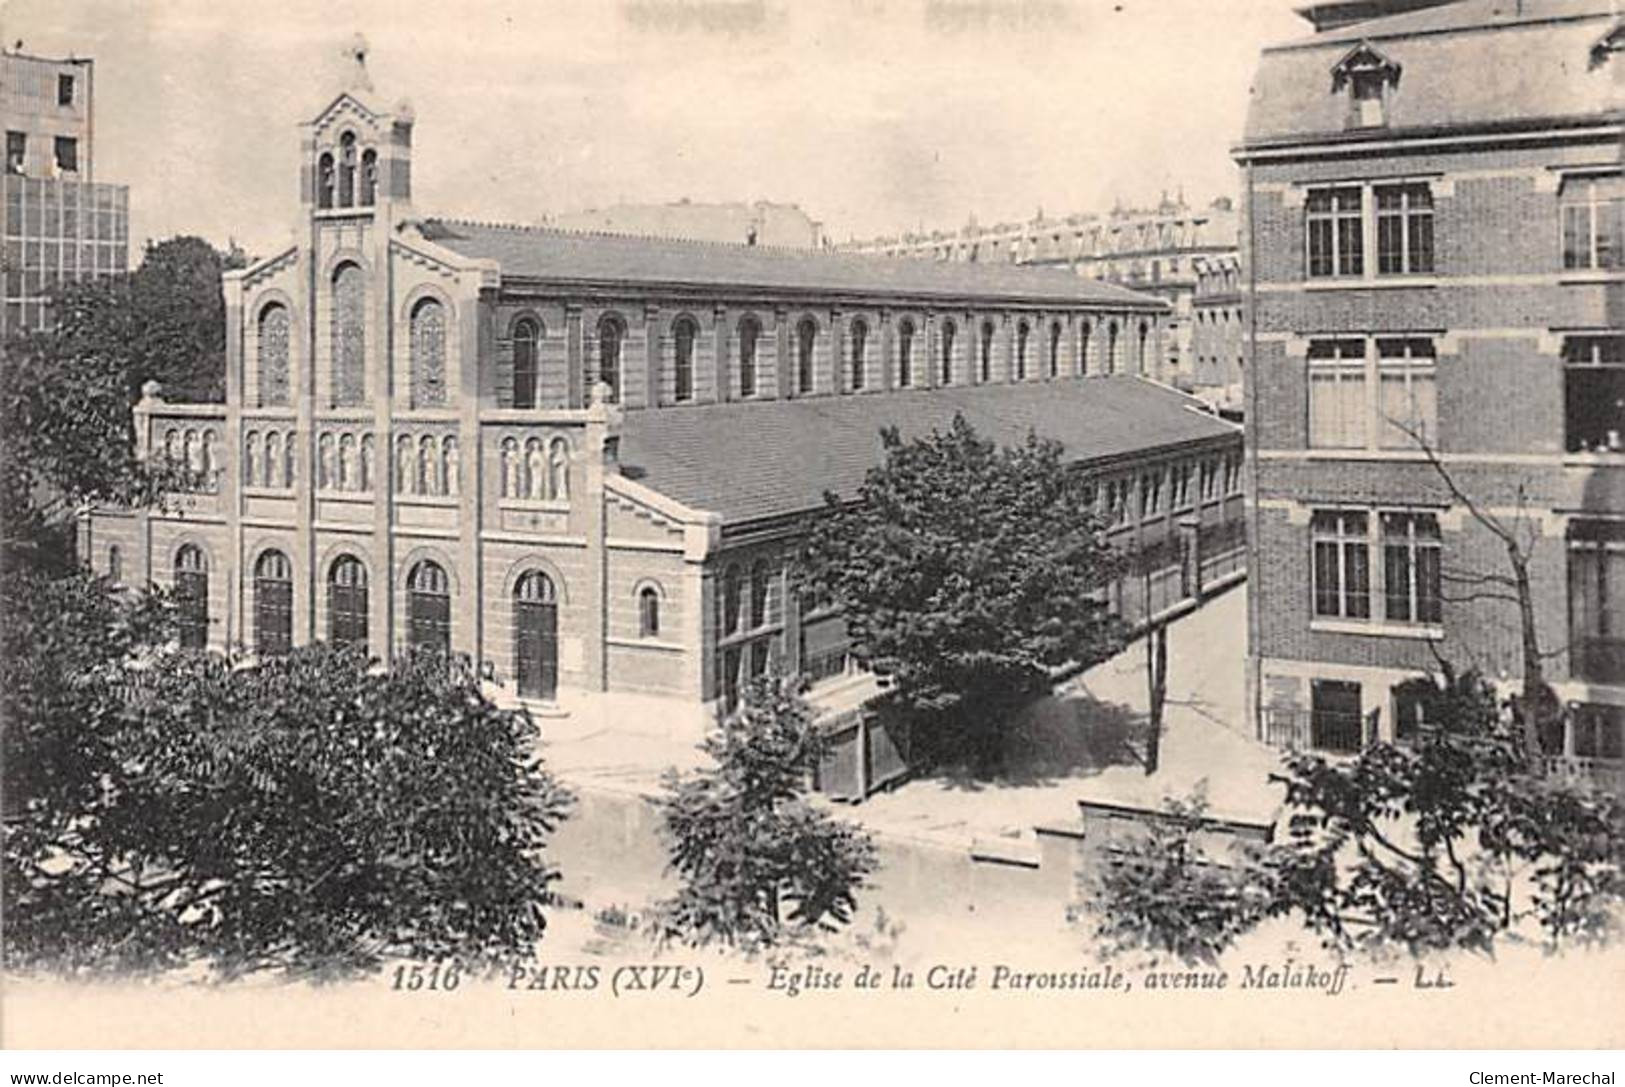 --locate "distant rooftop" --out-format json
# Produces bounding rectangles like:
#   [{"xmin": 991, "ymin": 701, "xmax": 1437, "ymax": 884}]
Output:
[
  {"xmin": 1292, "ymin": 0, "xmax": 1460, "ymax": 32},
  {"xmin": 418, "ymin": 218, "xmax": 1166, "ymax": 309},
  {"xmin": 617, "ymin": 376, "xmax": 1237, "ymax": 526}
]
